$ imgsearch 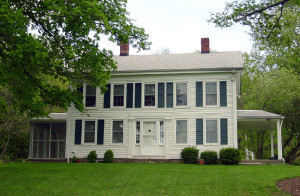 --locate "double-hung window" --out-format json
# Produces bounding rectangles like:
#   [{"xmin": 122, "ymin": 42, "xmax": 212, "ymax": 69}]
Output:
[
  {"xmin": 85, "ymin": 85, "xmax": 96, "ymax": 107},
  {"xmin": 144, "ymin": 84, "xmax": 155, "ymax": 106},
  {"xmin": 176, "ymin": 83, "xmax": 187, "ymax": 106},
  {"xmin": 113, "ymin": 85, "xmax": 124, "ymax": 107},
  {"xmin": 206, "ymin": 120, "xmax": 218, "ymax": 143},
  {"xmin": 112, "ymin": 121, "xmax": 123, "ymax": 143},
  {"xmin": 84, "ymin": 121, "xmax": 95, "ymax": 143},
  {"xmin": 176, "ymin": 120, "xmax": 187, "ymax": 144},
  {"xmin": 206, "ymin": 82, "xmax": 217, "ymax": 105}
]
